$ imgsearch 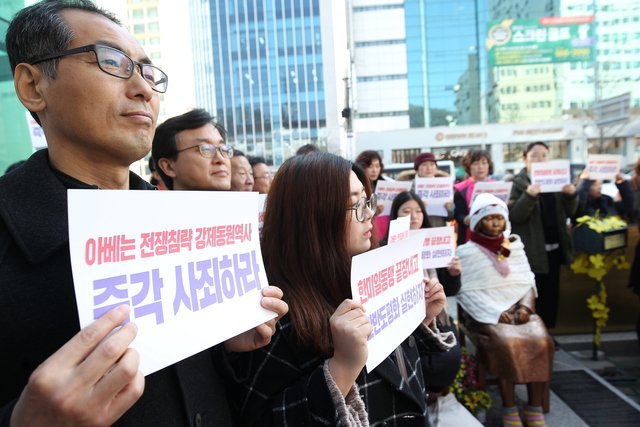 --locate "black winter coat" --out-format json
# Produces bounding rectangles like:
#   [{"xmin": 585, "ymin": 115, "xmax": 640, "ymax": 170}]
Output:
[
  {"xmin": 226, "ymin": 314, "xmax": 455, "ymax": 426},
  {"xmin": 0, "ymin": 150, "xmax": 235, "ymax": 427}
]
